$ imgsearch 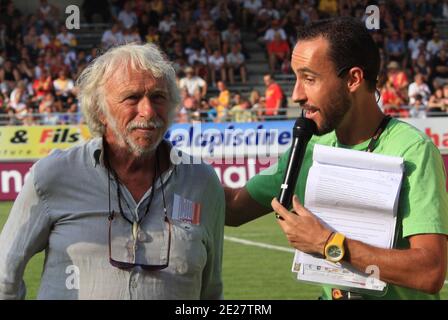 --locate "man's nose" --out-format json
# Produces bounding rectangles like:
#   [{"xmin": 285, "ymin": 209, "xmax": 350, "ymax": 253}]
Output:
[
  {"xmin": 292, "ymin": 80, "xmax": 307, "ymax": 106},
  {"xmin": 138, "ymin": 96, "xmax": 156, "ymax": 118}
]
